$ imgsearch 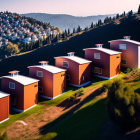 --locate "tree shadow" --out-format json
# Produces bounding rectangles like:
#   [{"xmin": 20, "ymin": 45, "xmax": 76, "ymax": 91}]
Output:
[{"xmin": 39, "ymin": 87, "xmax": 105, "ymax": 136}]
